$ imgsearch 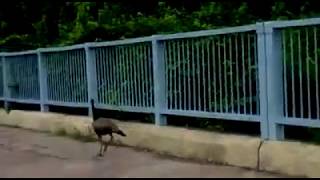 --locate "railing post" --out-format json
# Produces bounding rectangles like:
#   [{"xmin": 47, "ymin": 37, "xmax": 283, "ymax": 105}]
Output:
[
  {"xmin": 85, "ymin": 44, "xmax": 98, "ymax": 116},
  {"xmin": 152, "ymin": 36, "xmax": 167, "ymax": 126},
  {"xmin": 1, "ymin": 56, "xmax": 9, "ymax": 110},
  {"xmin": 256, "ymin": 23, "xmax": 269, "ymax": 140},
  {"xmin": 37, "ymin": 50, "xmax": 49, "ymax": 112},
  {"xmin": 264, "ymin": 22, "xmax": 285, "ymax": 140}
]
